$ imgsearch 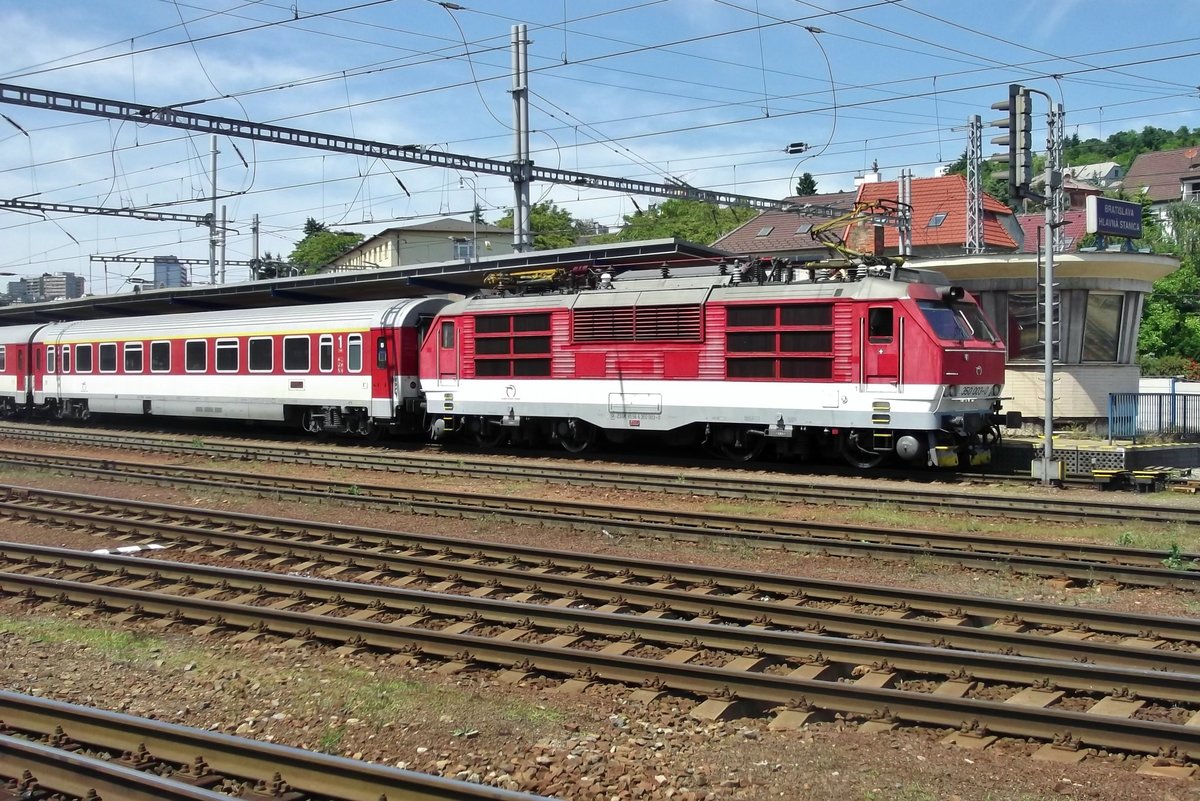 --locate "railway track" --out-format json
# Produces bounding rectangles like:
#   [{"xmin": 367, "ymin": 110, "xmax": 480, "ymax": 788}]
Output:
[
  {"xmin": 2, "ymin": 452, "xmax": 1198, "ymax": 589},
  {"xmin": 3, "ymin": 540, "xmax": 1200, "ymax": 762},
  {"xmin": 4, "ymin": 484, "xmax": 1199, "ymax": 655},
  {"xmin": 0, "ymin": 690, "xmax": 548, "ymax": 801},
  {"xmin": 1, "ymin": 422, "xmax": 1195, "ymax": 526}
]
